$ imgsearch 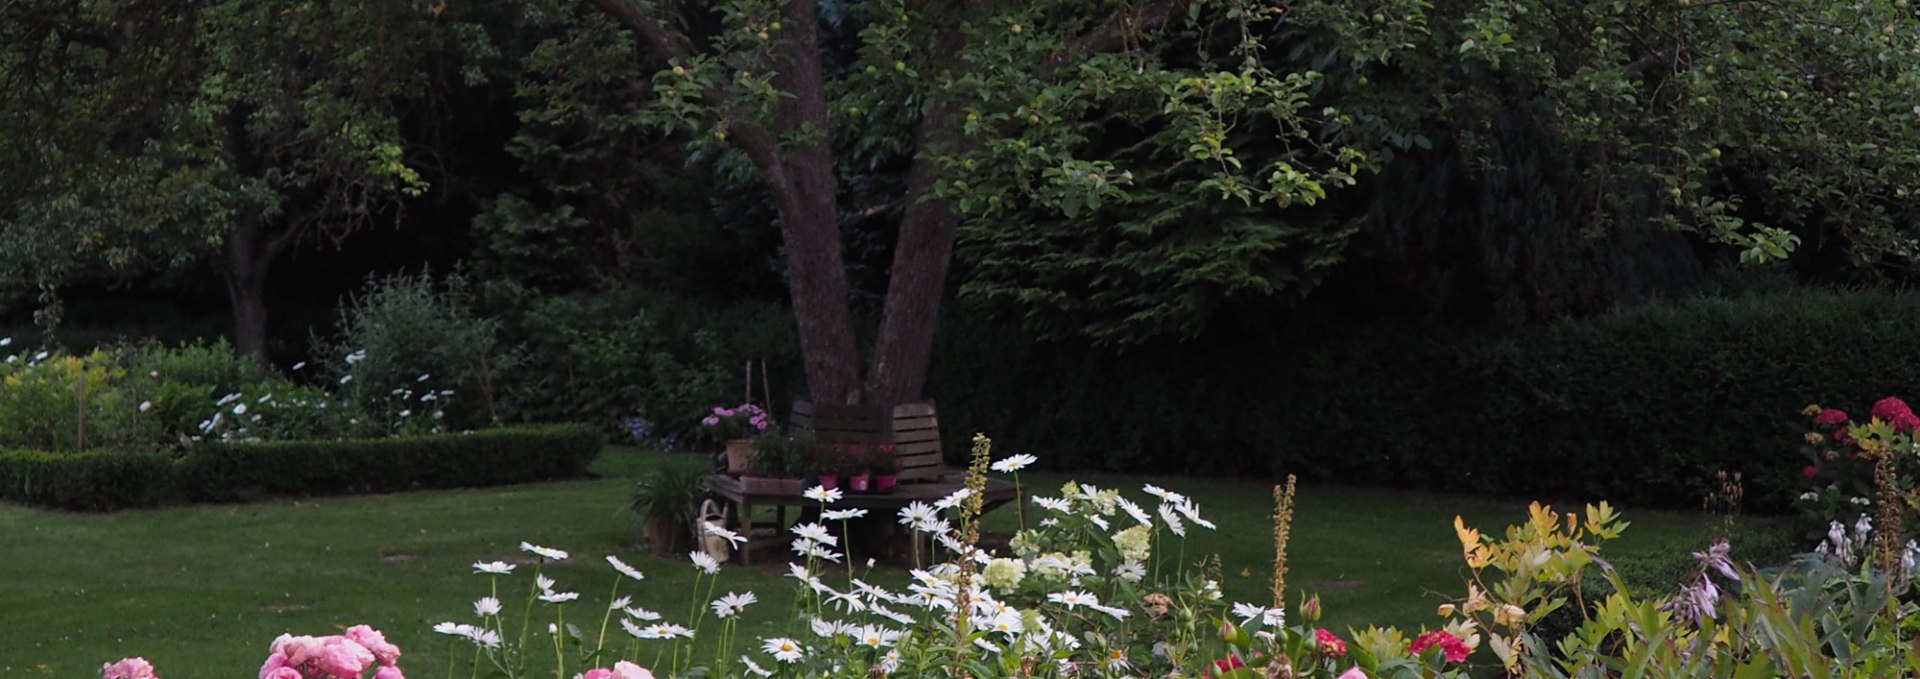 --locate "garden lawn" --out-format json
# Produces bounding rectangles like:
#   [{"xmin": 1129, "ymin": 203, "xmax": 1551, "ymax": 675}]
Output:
[{"xmin": 0, "ymin": 448, "xmax": 1794, "ymax": 678}]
